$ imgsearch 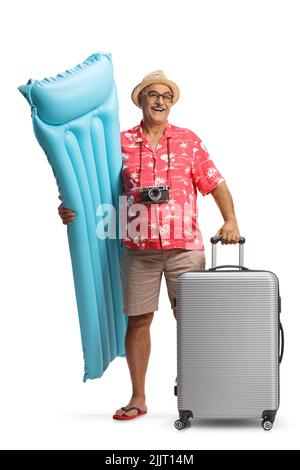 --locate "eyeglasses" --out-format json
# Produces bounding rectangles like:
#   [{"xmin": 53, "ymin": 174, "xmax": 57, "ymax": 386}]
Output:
[{"xmin": 143, "ymin": 90, "xmax": 174, "ymax": 104}]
